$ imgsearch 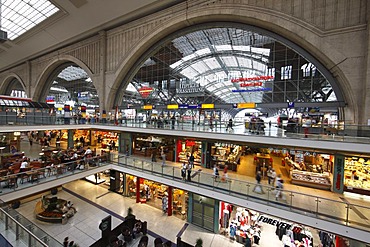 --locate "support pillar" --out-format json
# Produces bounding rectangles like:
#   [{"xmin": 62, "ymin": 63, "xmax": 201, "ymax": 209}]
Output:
[
  {"xmin": 201, "ymin": 141, "xmax": 212, "ymax": 168},
  {"xmin": 67, "ymin": 129, "xmax": 74, "ymax": 149},
  {"xmin": 187, "ymin": 192, "xmax": 193, "ymax": 222},
  {"xmin": 136, "ymin": 177, "xmax": 141, "ymax": 203},
  {"xmin": 167, "ymin": 186, "xmax": 173, "ymax": 216},
  {"xmin": 213, "ymin": 199, "xmax": 220, "ymax": 233}
]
